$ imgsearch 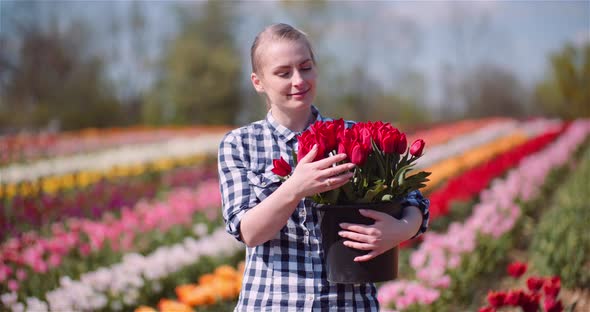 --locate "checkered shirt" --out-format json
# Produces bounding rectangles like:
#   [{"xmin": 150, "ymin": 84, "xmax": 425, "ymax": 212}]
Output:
[{"xmin": 218, "ymin": 106, "xmax": 430, "ymax": 311}]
